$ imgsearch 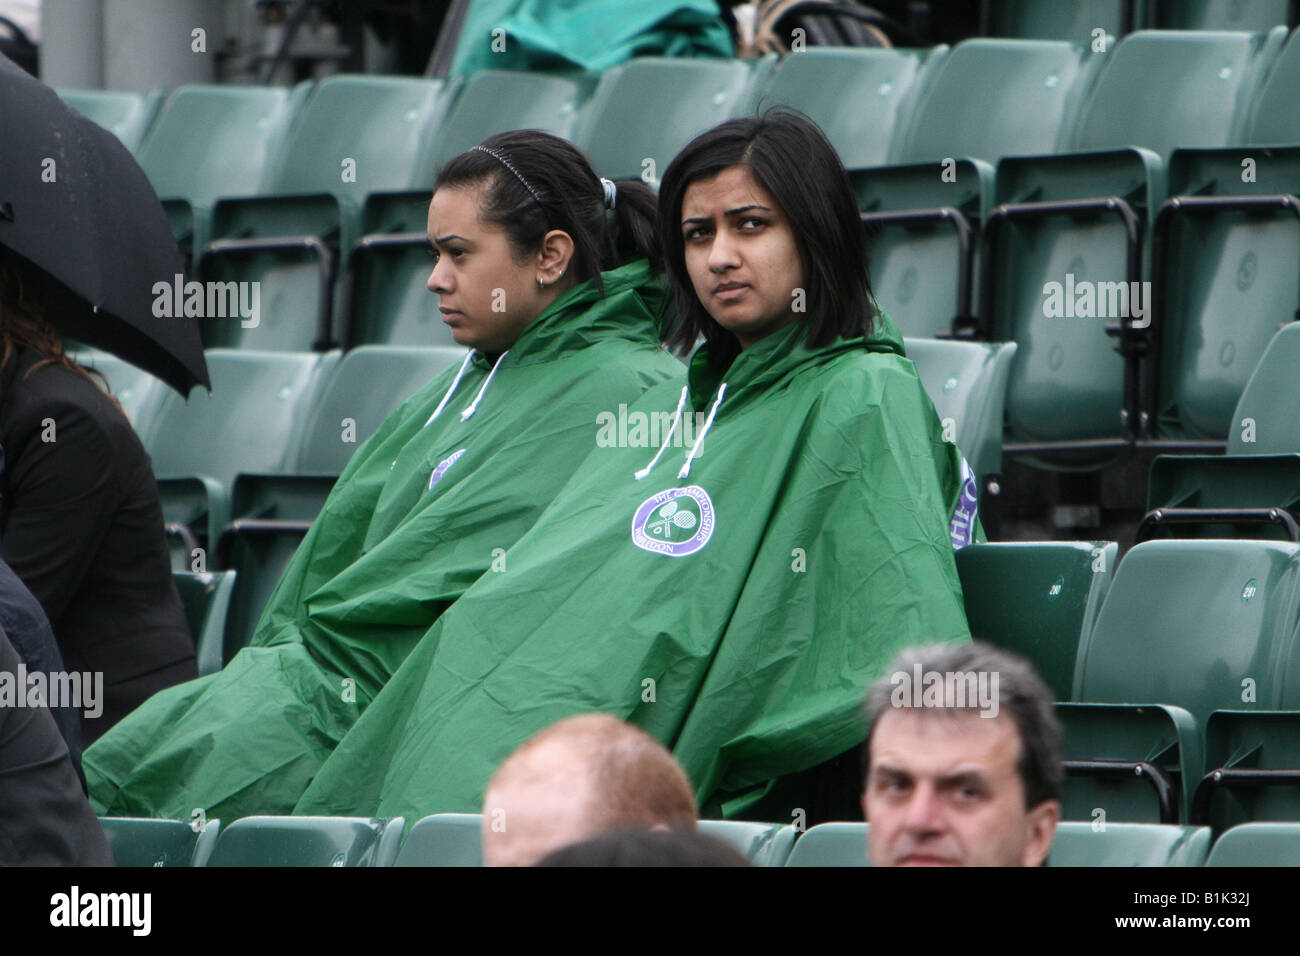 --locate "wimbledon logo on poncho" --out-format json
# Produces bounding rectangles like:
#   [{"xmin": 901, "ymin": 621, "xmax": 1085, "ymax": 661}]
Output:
[{"xmin": 631, "ymin": 486, "xmax": 714, "ymax": 557}]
